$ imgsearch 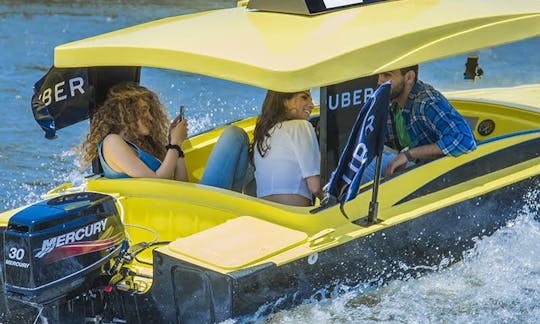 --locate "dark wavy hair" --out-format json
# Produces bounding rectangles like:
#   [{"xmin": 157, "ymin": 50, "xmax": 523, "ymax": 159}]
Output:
[
  {"xmin": 79, "ymin": 82, "xmax": 169, "ymax": 169},
  {"xmin": 250, "ymin": 90, "xmax": 306, "ymax": 160}
]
